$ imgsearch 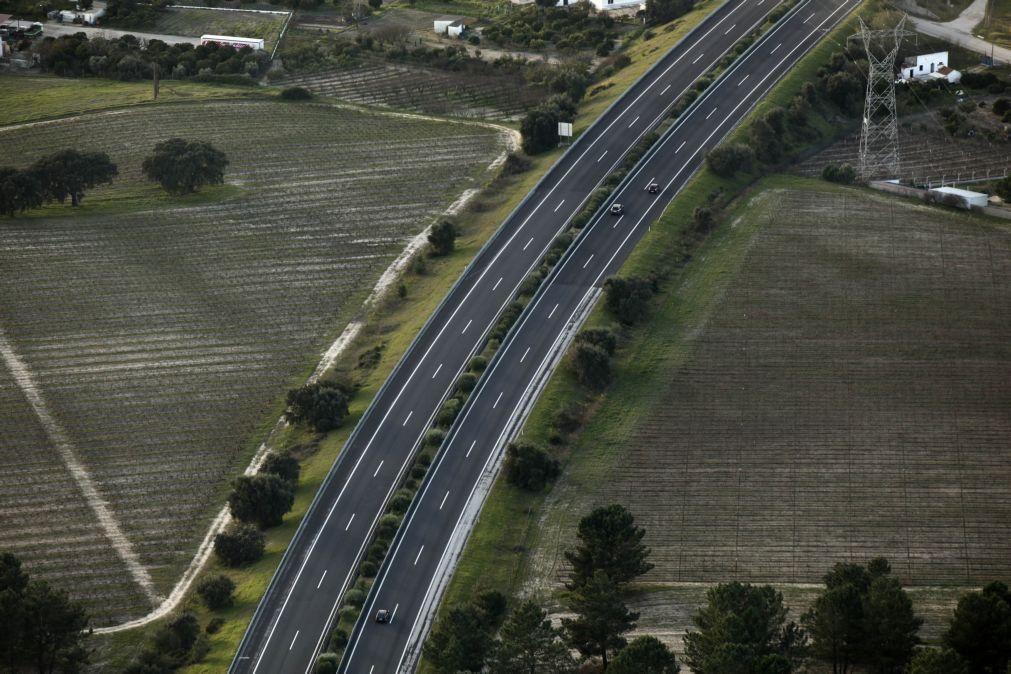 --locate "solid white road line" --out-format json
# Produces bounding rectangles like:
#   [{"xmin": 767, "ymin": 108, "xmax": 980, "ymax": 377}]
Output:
[
  {"xmin": 676, "ymin": 140, "xmax": 687, "ymax": 153},
  {"xmin": 462, "ymin": 319, "xmax": 472, "ymax": 334},
  {"xmin": 520, "ymin": 346, "xmax": 531, "ymax": 363},
  {"xmin": 466, "ymin": 440, "xmax": 476, "ymax": 457},
  {"xmin": 629, "ymin": 115, "xmax": 640, "ymax": 128},
  {"xmin": 554, "ymin": 200, "xmax": 565, "ymax": 213},
  {"xmin": 493, "ymin": 392, "xmax": 503, "ymax": 409},
  {"xmin": 432, "ymin": 363, "xmax": 443, "ymax": 379},
  {"xmin": 583, "ymin": 254, "xmax": 595, "ymax": 269},
  {"xmin": 661, "ymin": 83, "xmax": 672, "ymax": 95},
  {"xmin": 439, "ymin": 491, "xmax": 450, "ymax": 510},
  {"xmin": 317, "ymin": 570, "xmax": 327, "ymax": 589},
  {"xmin": 706, "ymin": 107, "xmax": 718, "ymax": 119},
  {"xmin": 523, "ymin": 237, "xmax": 533, "ymax": 250},
  {"xmin": 414, "ymin": 547, "xmax": 424, "ymax": 566},
  {"xmin": 692, "ymin": 52, "xmax": 704, "ymax": 63},
  {"xmin": 402, "ymin": 411, "xmax": 413, "ymax": 426},
  {"xmin": 598, "ymin": 150, "xmax": 608, "ymax": 162},
  {"xmin": 312, "ymin": 2, "xmax": 812, "ymax": 668},
  {"xmin": 739, "ymin": 73, "xmax": 749, "ymax": 86},
  {"xmin": 345, "ymin": 514, "xmax": 355, "ymax": 531},
  {"xmin": 548, "ymin": 303, "xmax": 559, "ymax": 318},
  {"xmin": 493, "ymin": 277, "xmax": 503, "ymax": 290},
  {"xmin": 373, "ymin": 461, "xmax": 384, "ymax": 477},
  {"xmin": 381, "ymin": 1, "xmax": 849, "ymax": 670},
  {"xmin": 289, "ymin": 631, "xmax": 299, "ymax": 651}
]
